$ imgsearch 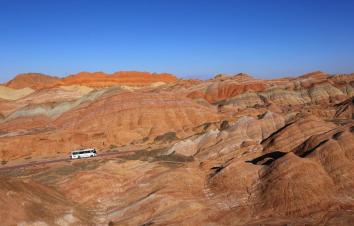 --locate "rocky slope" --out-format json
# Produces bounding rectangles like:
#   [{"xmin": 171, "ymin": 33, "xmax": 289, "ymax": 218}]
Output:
[
  {"xmin": 0, "ymin": 71, "xmax": 354, "ymax": 225},
  {"xmin": 63, "ymin": 71, "xmax": 177, "ymax": 87},
  {"xmin": 6, "ymin": 73, "xmax": 62, "ymax": 90},
  {"xmin": 4, "ymin": 71, "xmax": 178, "ymax": 90},
  {"xmin": 0, "ymin": 85, "xmax": 34, "ymax": 100},
  {"xmin": 0, "ymin": 176, "xmax": 93, "ymax": 225}
]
